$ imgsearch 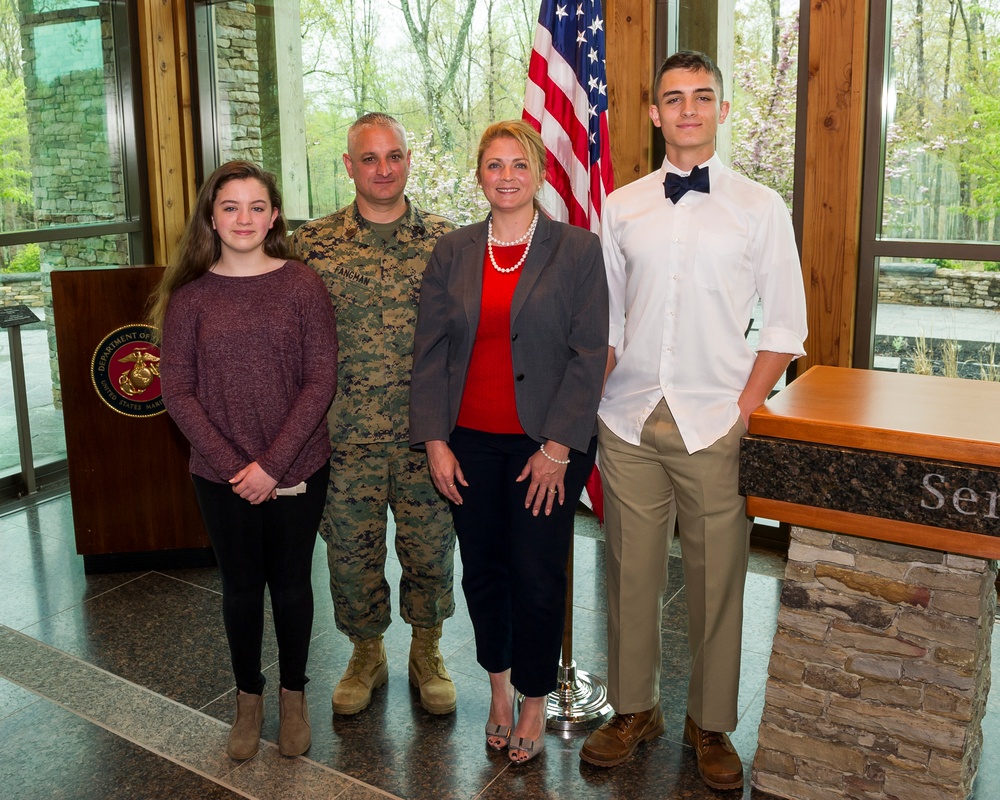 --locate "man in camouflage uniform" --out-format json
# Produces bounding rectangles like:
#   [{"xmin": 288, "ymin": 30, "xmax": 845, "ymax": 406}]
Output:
[{"xmin": 290, "ymin": 113, "xmax": 457, "ymax": 716}]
